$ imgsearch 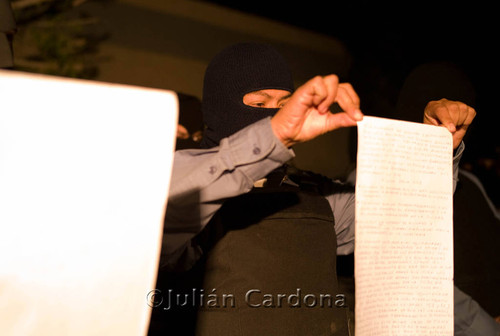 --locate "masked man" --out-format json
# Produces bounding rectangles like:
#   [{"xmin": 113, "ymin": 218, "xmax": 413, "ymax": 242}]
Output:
[{"xmin": 152, "ymin": 43, "xmax": 475, "ymax": 336}]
